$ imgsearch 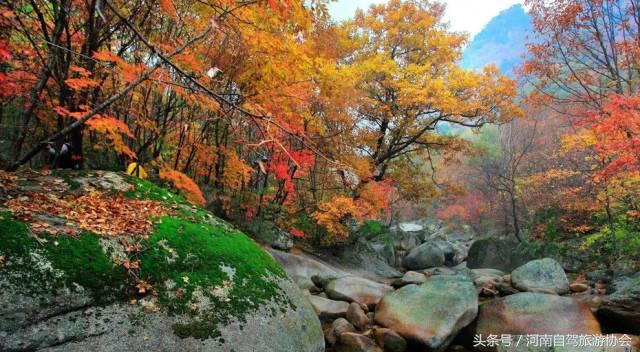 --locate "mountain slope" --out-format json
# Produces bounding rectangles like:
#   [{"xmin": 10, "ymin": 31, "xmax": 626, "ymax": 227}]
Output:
[{"xmin": 461, "ymin": 4, "xmax": 532, "ymax": 76}]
